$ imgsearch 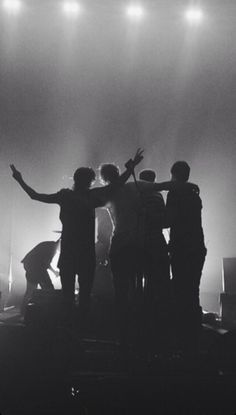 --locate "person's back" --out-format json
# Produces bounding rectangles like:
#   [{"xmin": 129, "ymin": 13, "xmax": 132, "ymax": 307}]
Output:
[
  {"xmin": 99, "ymin": 164, "xmax": 170, "ymax": 350},
  {"xmin": 166, "ymin": 161, "xmax": 206, "ymax": 352},
  {"xmin": 107, "ymin": 180, "xmax": 166, "ymax": 245},
  {"xmin": 57, "ymin": 188, "xmax": 96, "ymax": 268},
  {"xmin": 22, "ymin": 240, "xmax": 58, "ymax": 270},
  {"xmin": 167, "ymin": 186, "xmax": 205, "ymax": 253}
]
